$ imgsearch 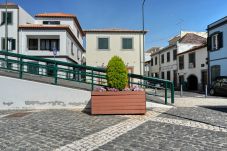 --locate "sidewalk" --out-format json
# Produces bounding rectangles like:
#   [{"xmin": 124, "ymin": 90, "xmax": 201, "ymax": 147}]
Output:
[{"xmin": 174, "ymin": 91, "xmax": 227, "ymax": 107}]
